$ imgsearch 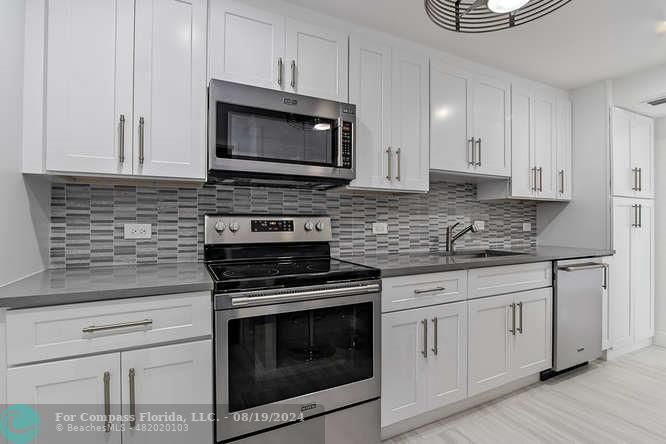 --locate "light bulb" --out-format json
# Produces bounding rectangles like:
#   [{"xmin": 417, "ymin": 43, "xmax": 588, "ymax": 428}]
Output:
[{"xmin": 487, "ymin": 0, "xmax": 529, "ymax": 14}]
